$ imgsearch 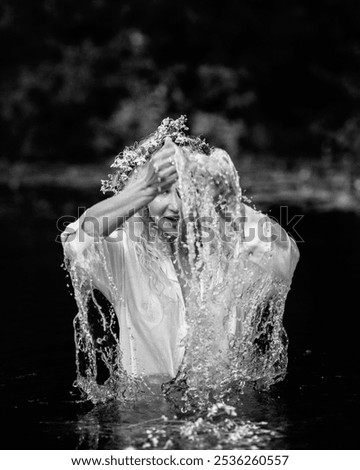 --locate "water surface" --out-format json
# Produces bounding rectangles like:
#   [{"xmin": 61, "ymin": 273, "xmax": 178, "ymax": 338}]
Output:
[{"xmin": 1, "ymin": 207, "xmax": 359, "ymax": 449}]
